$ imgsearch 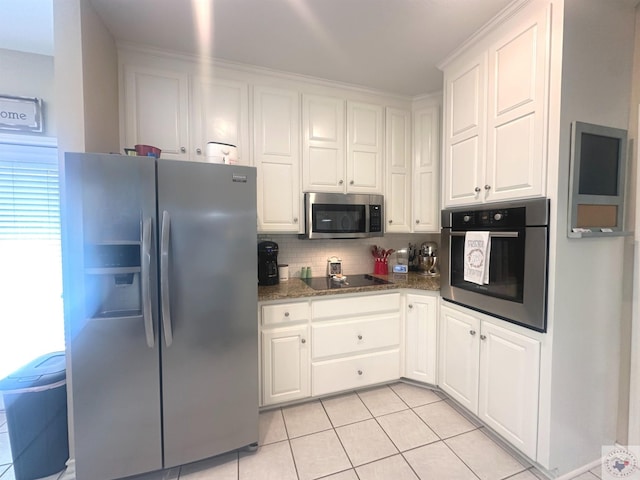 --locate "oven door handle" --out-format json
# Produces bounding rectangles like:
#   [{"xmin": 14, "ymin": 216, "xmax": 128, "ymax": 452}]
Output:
[{"xmin": 450, "ymin": 231, "xmax": 519, "ymax": 238}]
